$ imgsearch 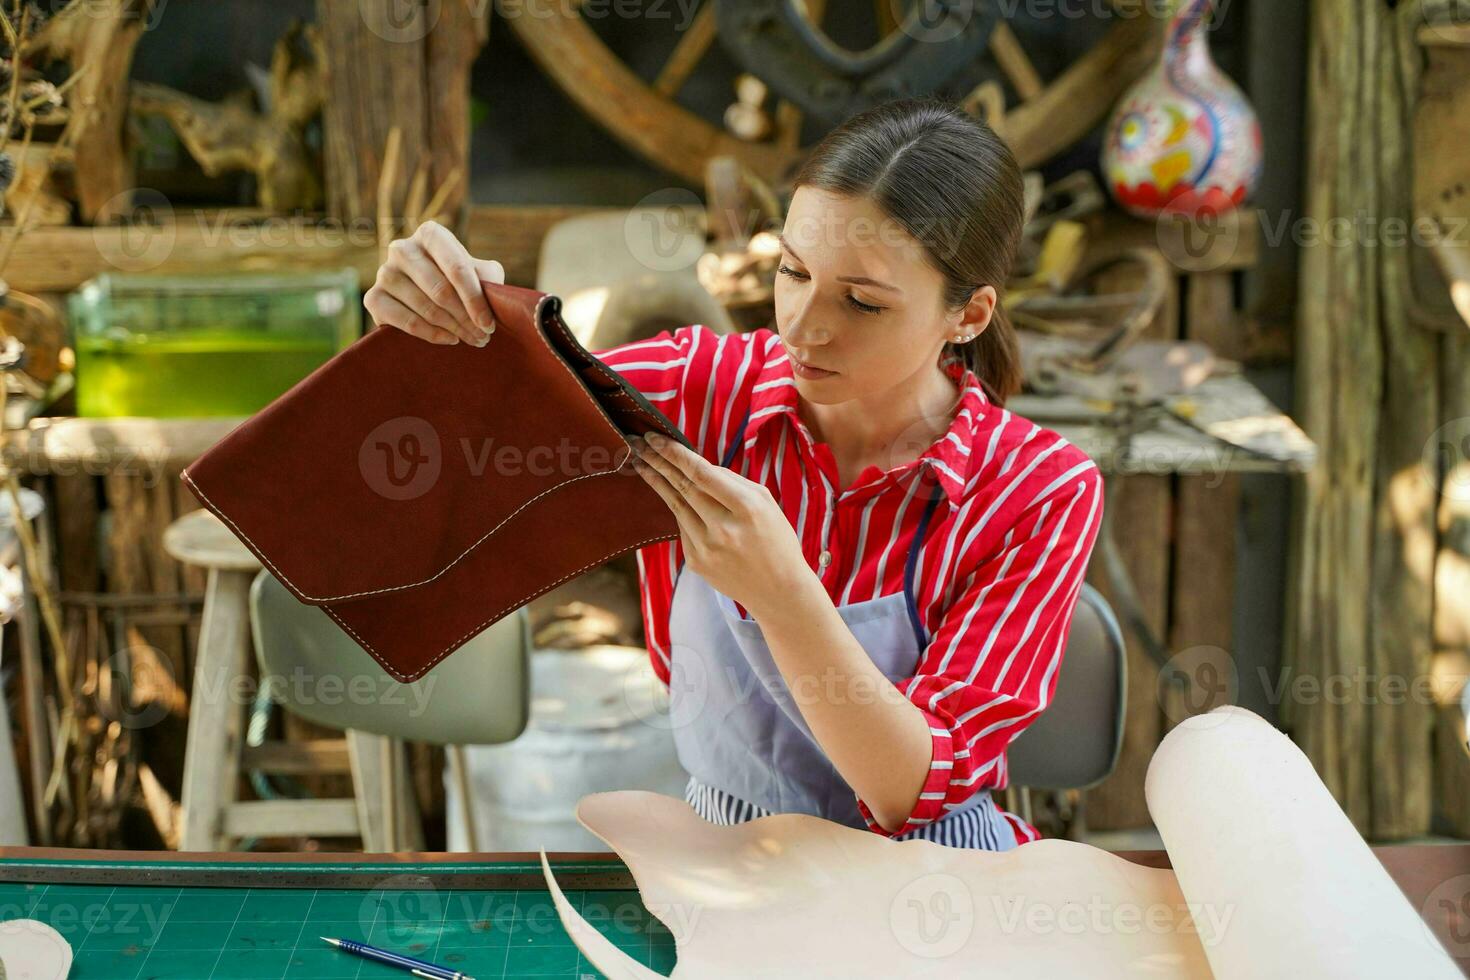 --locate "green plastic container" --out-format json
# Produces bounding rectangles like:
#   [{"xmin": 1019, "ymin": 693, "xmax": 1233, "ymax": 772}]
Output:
[{"xmin": 67, "ymin": 269, "xmax": 360, "ymax": 418}]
